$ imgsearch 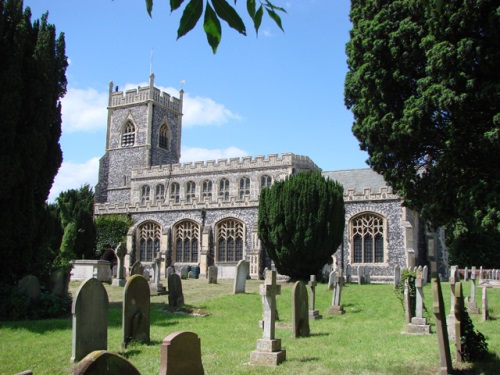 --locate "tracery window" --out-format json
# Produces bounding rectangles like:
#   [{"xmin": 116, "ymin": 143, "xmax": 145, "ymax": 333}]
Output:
[
  {"xmin": 174, "ymin": 221, "xmax": 200, "ymax": 263},
  {"xmin": 122, "ymin": 121, "xmax": 135, "ymax": 147},
  {"xmin": 155, "ymin": 184, "xmax": 165, "ymax": 203},
  {"xmin": 186, "ymin": 181, "xmax": 196, "ymax": 203},
  {"xmin": 159, "ymin": 124, "xmax": 170, "ymax": 150},
  {"xmin": 239, "ymin": 177, "xmax": 250, "ymax": 199},
  {"xmin": 351, "ymin": 213, "xmax": 385, "ymax": 264},
  {"xmin": 138, "ymin": 222, "xmax": 161, "ymax": 262},
  {"xmin": 140, "ymin": 185, "xmax": 150, "ymax": 205},
  {"xmin": 202, "ymin": 180, "xmax": 212, "ymax": 200},
  {"xmin": 170, "ymin": 182, "xmax": 180, "ymax": 203},
  {"xmin": 216, "ymin": 219, "xmax": 244, "ymax": 262},
  {"xmin": 261, "ymin": 175, "xmax": 272, "ymax": 189},
  {"xmin": 219, "ymin": 178, "xmax": 230, "ymax": 201}
]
